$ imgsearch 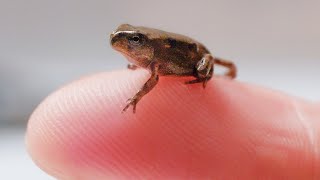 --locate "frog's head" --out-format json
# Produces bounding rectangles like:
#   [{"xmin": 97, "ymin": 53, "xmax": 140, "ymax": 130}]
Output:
[{"xmin": 110, "ymin": 24, "xmax": 154, "ymax": 67}]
